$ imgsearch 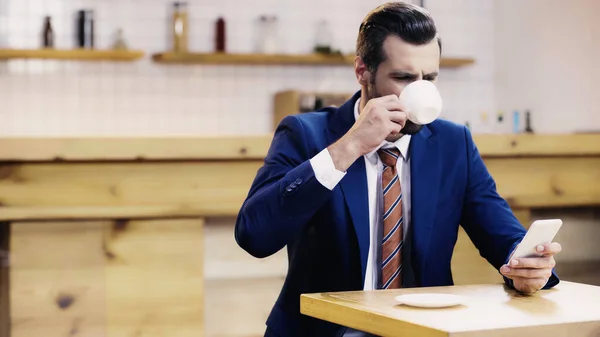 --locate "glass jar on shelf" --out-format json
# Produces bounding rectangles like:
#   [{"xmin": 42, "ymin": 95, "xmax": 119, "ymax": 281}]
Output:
[
  {"xmin": 255, "ymin": 15, "xmax": 278, "ymax": 54},
  {"xmin": 314, "ymin": 20, "xmax": 332, "ymax": 54}
]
